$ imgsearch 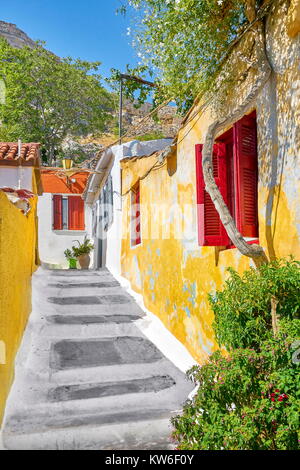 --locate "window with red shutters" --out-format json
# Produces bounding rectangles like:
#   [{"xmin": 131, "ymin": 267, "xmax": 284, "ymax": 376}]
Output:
[
  {"xmin": 68, "ymin": 196, "xmax": 85, "ymax": 231},
  {"xmin": 52, "ymin": 195, "xmax": 85, "ymax": 231},
  {"xmin": 195, "ymin": 143, "xmax": 229, "ymax": 246},
  {"xmin": 53, "ymin": 195, "xmax": 63, "ymax": 230},
  {"xmin": 195, "ymin": 112, "xmax": 258, "ymax": 247},
  {"xmin": 233, "ymin": 114, "xmax": 258, "ymax": 238},
  {"xmin": 131, "ymin": 182, "xmax": 141, "ymax": 246}
]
